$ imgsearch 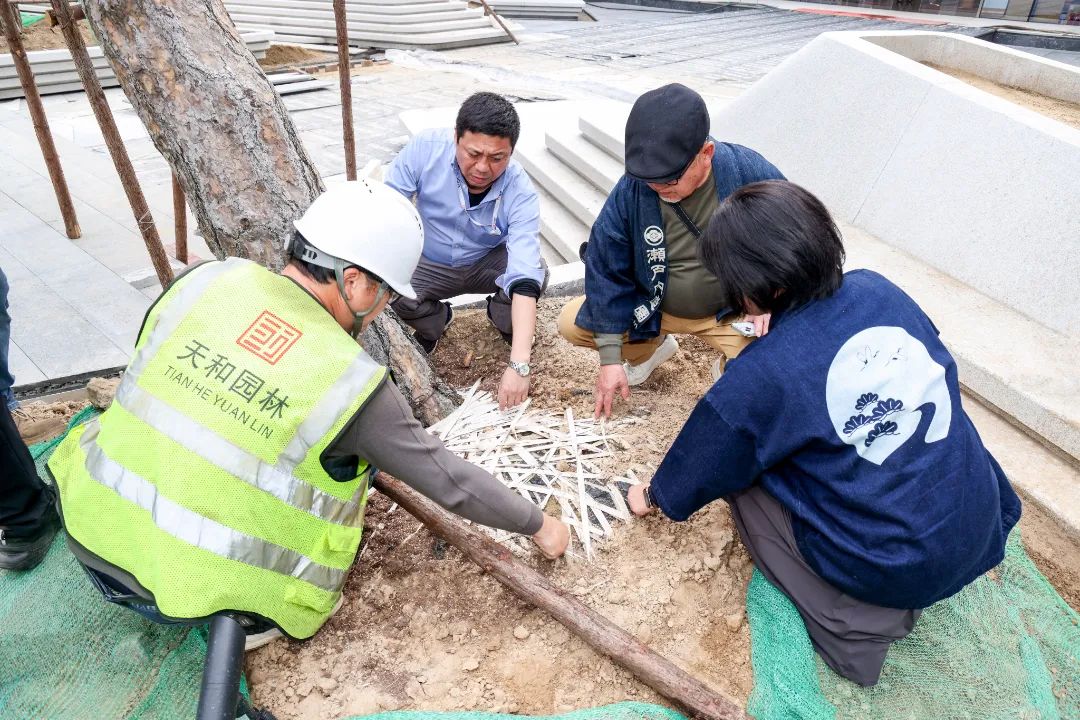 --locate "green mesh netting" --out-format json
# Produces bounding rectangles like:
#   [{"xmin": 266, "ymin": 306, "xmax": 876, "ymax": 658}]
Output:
[
  {"xmin": 0, "ymin": 406, "xmax": 237, "ymax": 719},
  {"xmin": 747, "ymin": 530, "xmax": 1080, "ymax": 720},
  {"xmin": 344, "ymin": 705, "xmax": 686, "ymax": 720},
  {"xmin": 1, "ymin": 407, "xmax": 684, "ymax": 720}
]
